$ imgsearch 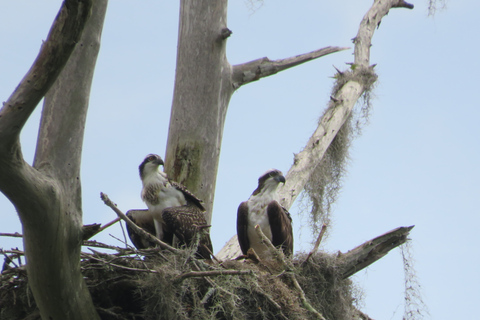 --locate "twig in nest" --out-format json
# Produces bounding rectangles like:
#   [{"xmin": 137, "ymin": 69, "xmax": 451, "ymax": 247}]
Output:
[
  {"xmin": 302, "ymin": 223, "xmax": 327, "ymax": 265},
  {"xmin": 174, "ymin": 269, "xmax": 253, "ymax": 283},
  {"xmin": 246, "ymin": 248, "xmax": 275, "ymax": 275},
  {"xmin": 0, "ymin": 249, "xmax": 24, "ymax": 256},
  {"xmin": 202, "ymin": 243, "xmax": 221, "ymax": 264},
  {"xmin": 201, "ymin": 287, "xmax": 216, "ymax": 304},
  {"xmin": 252, "ymin": 282, "xmax": 288, "ymax": 319},
  {"xmin": 0, "ymin": 232, "xmax": 23, "ymax": 238},
  {"xmin": 254, "ymin": 226, "xmax": 326, "ymax": 319},
  {"xmin": 82, "ymin": 240, "xmax": 130, "ymax": 252},
  {"xmin": 100, "ymin": 192, "xmax": 178, "ymax": 253},
  {"xmin": 289, "ymin": 273, "xmax": 326, "ymax": 320},
  {"xmin": 82, "ymin": 252, "xmax": 158, "ymax": 273},
  {"xmin": 254, "ymin": 225, "xmax": 288, "ymax": 268},
  {"xmin": 97, "ymin": 217, "xmax": 121, "ymax": 234}
]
